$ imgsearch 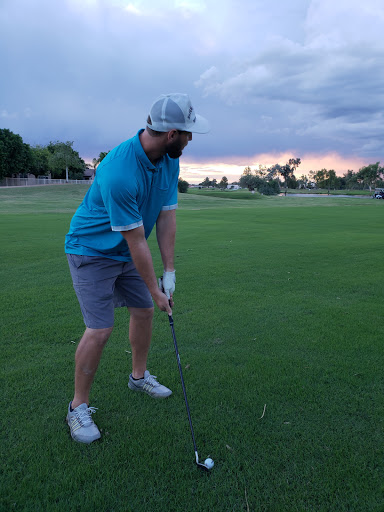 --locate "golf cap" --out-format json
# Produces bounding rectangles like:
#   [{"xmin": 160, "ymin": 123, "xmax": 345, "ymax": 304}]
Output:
[{"xmin": 147, "ymin": 93, "xmax": 210, "ymax": 134}]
